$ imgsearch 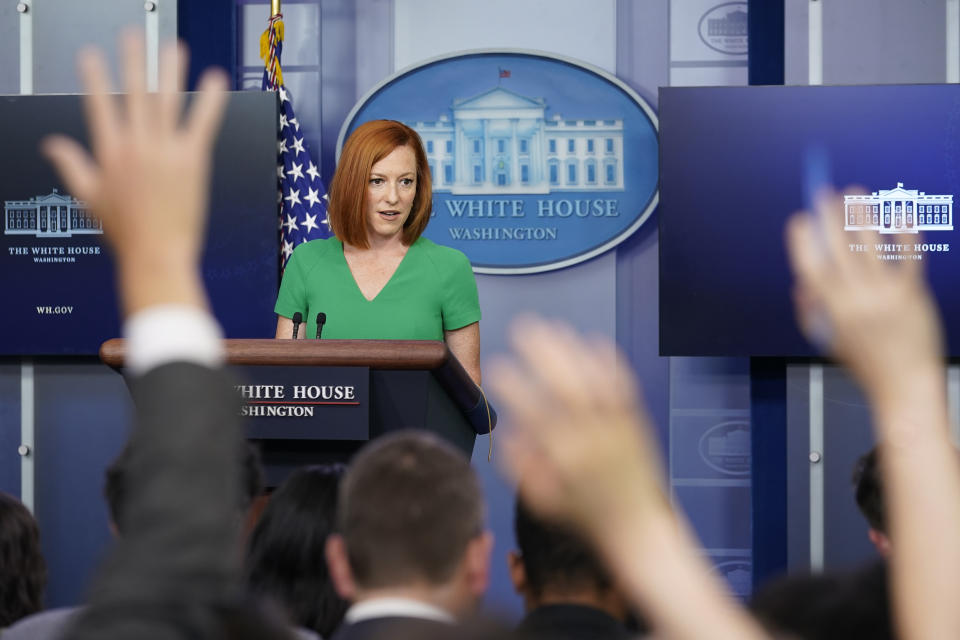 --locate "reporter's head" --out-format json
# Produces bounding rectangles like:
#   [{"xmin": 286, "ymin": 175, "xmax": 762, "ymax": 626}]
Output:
[{"xmin": 325, "ymin": 431, "xmax": 491, "ymax": 616}]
